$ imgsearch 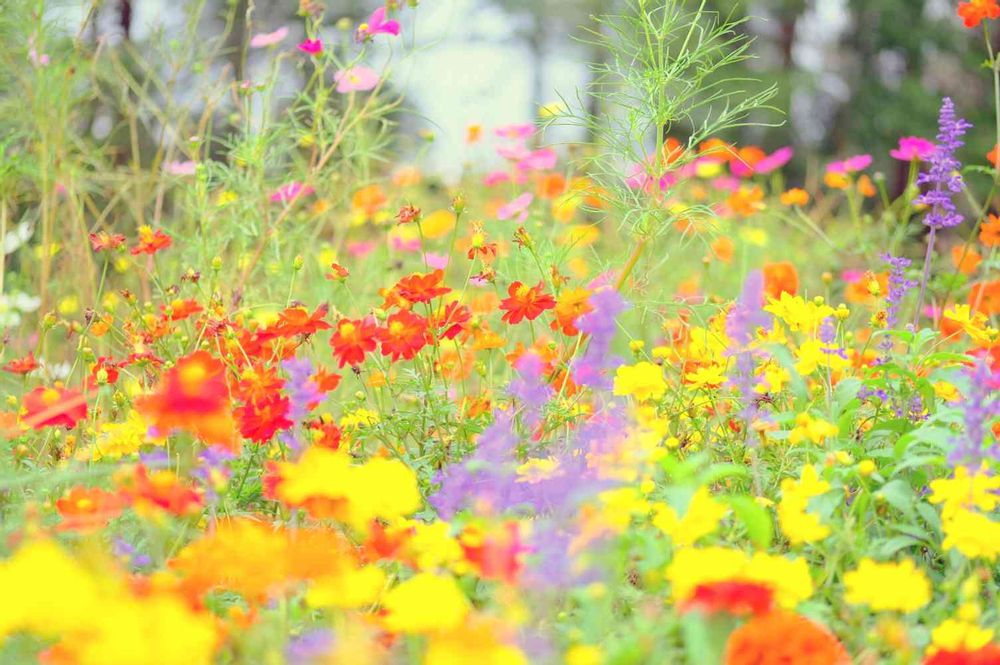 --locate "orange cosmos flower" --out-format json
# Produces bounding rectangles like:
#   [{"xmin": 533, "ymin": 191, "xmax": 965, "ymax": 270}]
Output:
[
  {"xmin": 952, "ymin": 245, "xmax": 983, "ymax": 275},
  {"xmin": 377, "ymin": 310, "xmax": 430, "ymax": 361},
  {"xmin": 273, "ymin": 304, "xmax": 331, "ymax": 337},
  {"xmin": 500, "ymin": 281, "xmax": 556, "ymax": 325},
  {"xmin": 130, "ymin": 225, "xmax": 173, "ymax": 256},
  {"xmin": 989, "ymin": 144, "xmax": 1000, "ymax": 168},
  {"xmin": 980, "ymin": 214, "xmax": 1000, "ymax": 247},
  {"xmin": 857, "ymin": 174, "xmax": 877, "ymax": 198},
  {"xmin": 135, "ymin": 350, "xmax": 236, "ymax": 448},
  {"xmin": 330, "ymin": 317, "xmax": 379, "ymax": 367},
  {"xmin": 459, "ymin": 521, "xmax": 525, "ymax": 584},
  {"xmin": 710, "ymin": 237, "xmax": 735, "ymax": 264},
  {"xmin": 236, "ymin": 365, "xmax": 285, "ymax": 405},
  {"xmin": 120, "ymin": 464, "xmax": 203, "ymax": 517},
  {"xmin": 55, "ymin": 486, "xmax": 124, "ymax": 533},
  {"xmin": 725, "ymin": 611, "xmax": 850, "ymax": 665},
  {"xmin": 762, "ymin": 262, "xmax": 799, "ymax": 299},
  {"xmin": 88, "ymin": 231, "xmax": 126, "ymax": 252},
  {"xmin": 727, "ymin": 186, "xmax": 765, "ymax": 216},
  {"xmin": 395, "ymin": 269, "xmax": 451, "ymax": 304},
  {"xmin": 780, "ymin": 188, "xmax": 810, "ymax": 207},
  {"xmin": 22, "ymin": 385, "xmax": 88, "ymax": 430},
  {"xmin": 162, "ymin": 298, "xmax": 203, "ymax": 322},
  {"xmin": 536, "ymin": 173, "xmax": 567, "ymax": 200},
  {"xmin": 925, "ymin": 644, "xmax": 1000, "ymax": 665},
  {"xmin": 434, "ymin": 300, "xmax": 472, "ymax": 340},
  {"xmin": 551, "ymin": 287, "xmax": 593, "ymax": 336},
  {"xmin": 466, "ymin": 123, "xmax": 483, "ymax": 144},
  {"xmin": 969, "ymin": 280, "xmax": 1000, "ymax": 315},
  {"xmin": 351, "ymin": 184, "xmax": 387, "ymax": 219},
  {"xmin": 3, "ymin": 352, "xmax": 39, "ymax": 375},
  {"xmin": 958, "ymin": 0, "xmax": 1000, "ymax": 28},
  {"xmin": 235, "ymin": 394, "xmax": 292, "ymax": 443}
]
